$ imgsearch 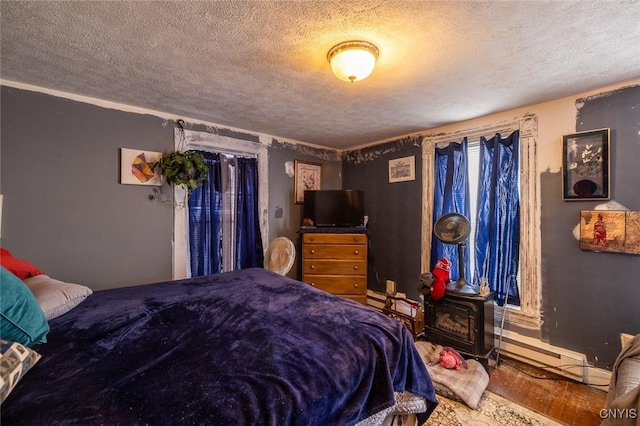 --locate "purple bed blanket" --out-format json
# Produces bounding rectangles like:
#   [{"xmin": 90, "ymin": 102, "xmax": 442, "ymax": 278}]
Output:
[{"xmin": 4, "ymin": 268, "xmax": 437, "ymax": 425}]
